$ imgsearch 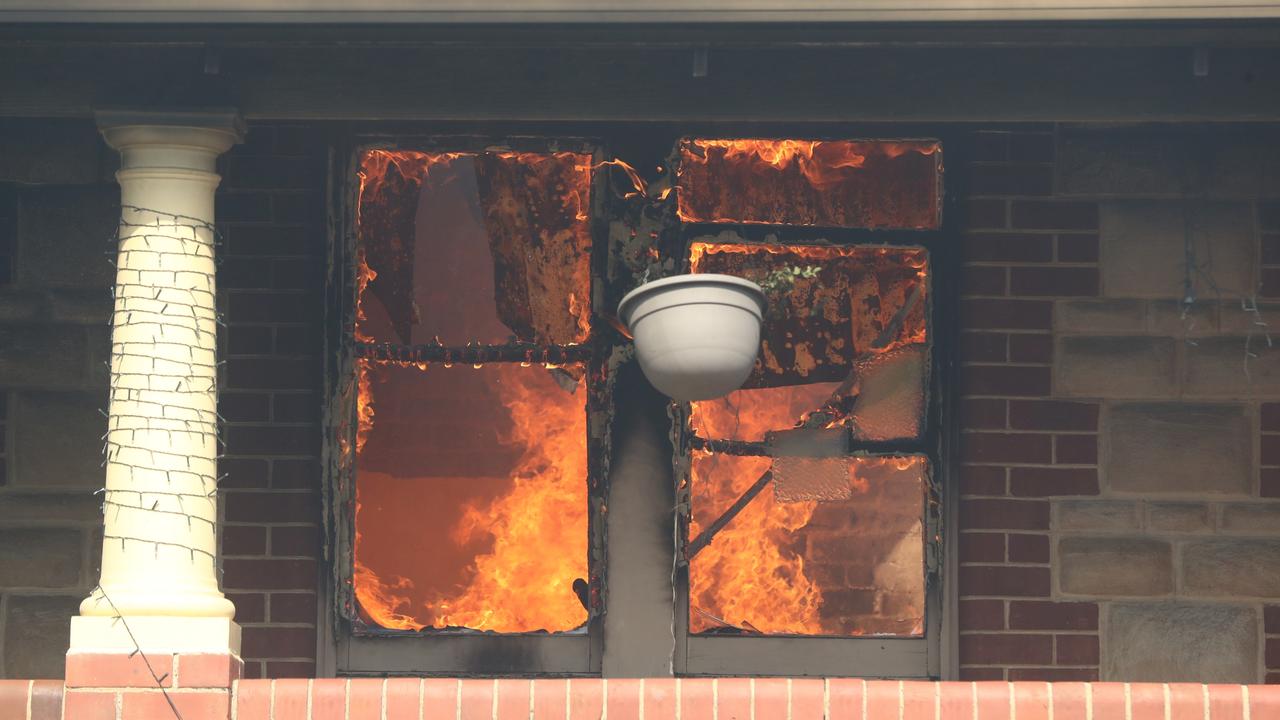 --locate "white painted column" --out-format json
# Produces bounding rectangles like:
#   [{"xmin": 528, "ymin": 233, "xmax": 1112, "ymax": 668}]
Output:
[{"xmin": 71, "ymin": 110, "xmax": 243, "ymax": 654}]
